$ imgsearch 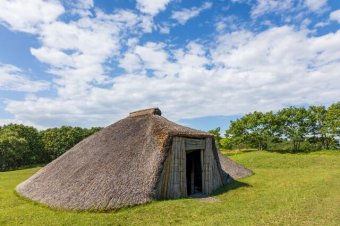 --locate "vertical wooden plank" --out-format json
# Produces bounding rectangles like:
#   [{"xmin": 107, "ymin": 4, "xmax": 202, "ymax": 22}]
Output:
[
  {"xmin": 177, "ymin": 137, "xmax": 181, "ymax": 198},
  {"xmin": 161, "ymin": 147, "xmax": 171, "ymax": 197},
  {"xmin": 180, "ymin": 138, "xmax": 187, "ymax": 197},
  {"xmin": 173, "ymin": 137, "xmax": 179, "ymax": 198},
  {"xmin": 205, "ymin": 137, "xmax": 209, "ymax": 194},
  {"xmin": 165, "ymin": 137, "xmax": 186, "ymax": 199},
  {"xmin": 200, "ymin": 149, "xmax": 205, "ymax": 194},
  {"xmin": 203, "ymin": 137, "xmax": 223, "ymax": 194},
  {"xmin": 168, "ymin": 138, "xmax": 174, "ymax": 197},
  {"xmin": 202, "ymin": 145, "xmax": 206, "ymax": 194},
  {"xmin": 173, "ymin": 137, "xmax": 178, "ymax": 197}
]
